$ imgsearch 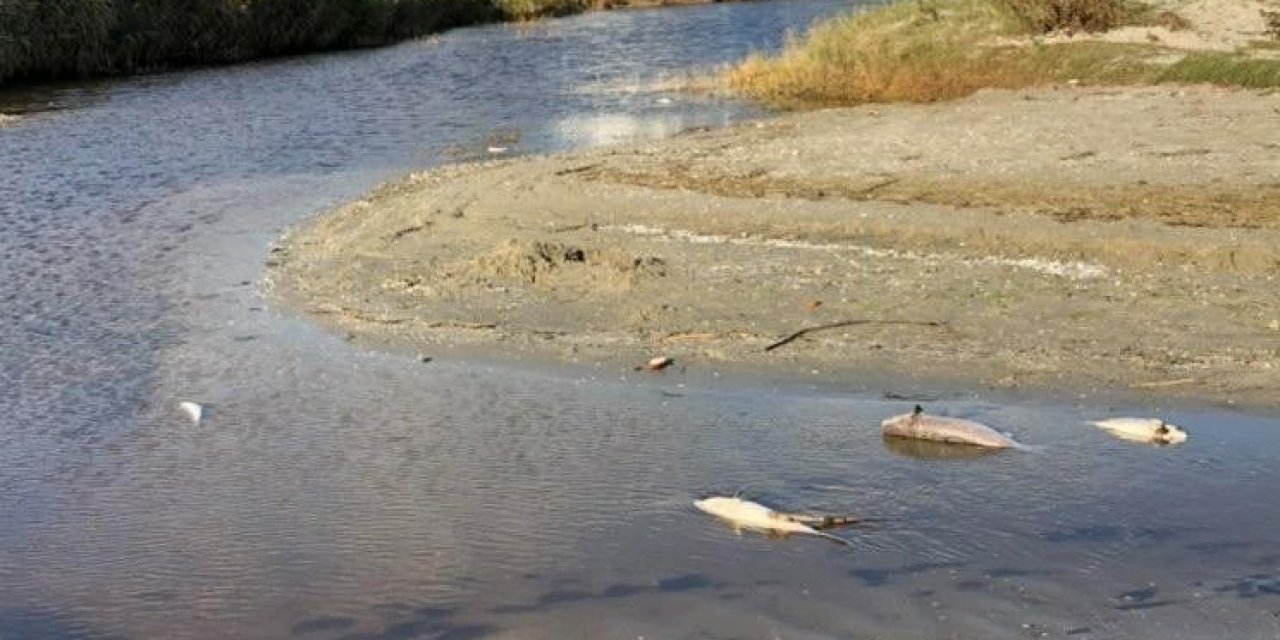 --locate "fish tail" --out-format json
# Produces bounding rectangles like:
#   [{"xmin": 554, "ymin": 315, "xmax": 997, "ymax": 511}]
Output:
[
  {"xmin": 789, "ymin": 513, "xmax": 876, "ymax": 530},
  {"xmin": 816, "ymin": 515, "xmax": 864, "ymax": 529},
  {"xmin": 811, "ymin": 530, "xmax": 854, "ymax": 547}
]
